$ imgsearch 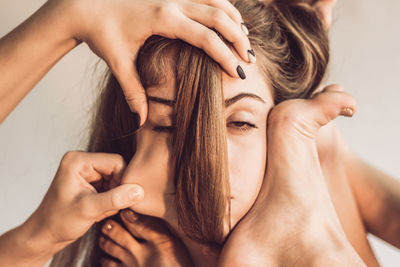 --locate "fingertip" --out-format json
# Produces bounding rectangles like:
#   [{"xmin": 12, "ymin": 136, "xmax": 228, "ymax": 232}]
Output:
[
  {"xmin": 340, "ymin": 107, "xmax": 355, "ymax": 117},
  {"xmin": 241, "ymin": 22, "xmax": 249, "ymax": 36},
  {"xmin": 131, "ymin": 112, "xmax": 141, "ymax": 131},
  {"xmin": 129, "ymin": 101, "xmax": 148, "ymax": 128},
  {"xmin": 126, "ymin": 184, "xmax": 144, "ymax": 203},
  {"xmin": 237, "ymin": 65, "xmax": 246, "ymax": 80},
  {"xmin": 118, "ymin": 66, "xmax": 148, "ymax": 127},
  {"xmin": 102, "ymin": 220, "xmax": 114, "ymax": 233},
  {"xmin": 248, "ymin": 49, "xmax": 256, "ymax": 64},
  {"xmin": 109, "ymin": 184, "xmax": 144, "ymax": 210},
  {"xmin": 121, "ymin": 209, "xmax": 139, "ymax": 223}
]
